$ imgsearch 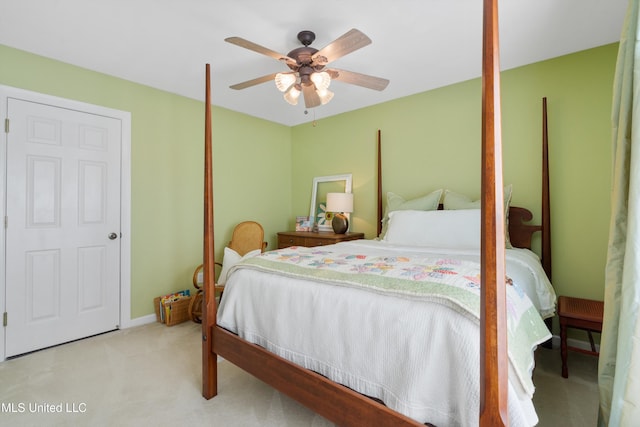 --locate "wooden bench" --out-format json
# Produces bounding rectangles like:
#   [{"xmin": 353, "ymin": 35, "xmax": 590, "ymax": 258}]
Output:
[{"xmin": 557, "ymin": 296, "xmax": 604, "ymax": 378}]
